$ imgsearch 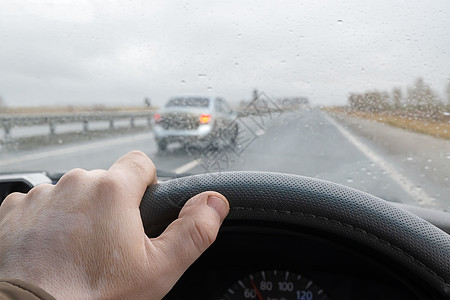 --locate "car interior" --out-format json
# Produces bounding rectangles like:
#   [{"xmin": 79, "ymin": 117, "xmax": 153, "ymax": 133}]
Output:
[{"xmin": 1, "ymin": 171, "xmax": 449, "ymax": 299}]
